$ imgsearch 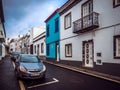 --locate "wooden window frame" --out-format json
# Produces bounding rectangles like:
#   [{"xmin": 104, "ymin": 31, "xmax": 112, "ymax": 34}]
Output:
[
  {"xmin": 65, "ymin": 43, "xmax": 72, "ymax": 57},
  {"xmin": 64, "ymin": 12, "xmax": 71, "ymax": 30},
  {"xmin": 81, "ymin": 0, "xmax": 93, "ymax": 17},
  {"xmin": 113, "ymin": 35, "xmax": 120, "ymax": 59},
  {"xmin": 113, "ymin": 0, "xmax": 120, "ymax": 8}
]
